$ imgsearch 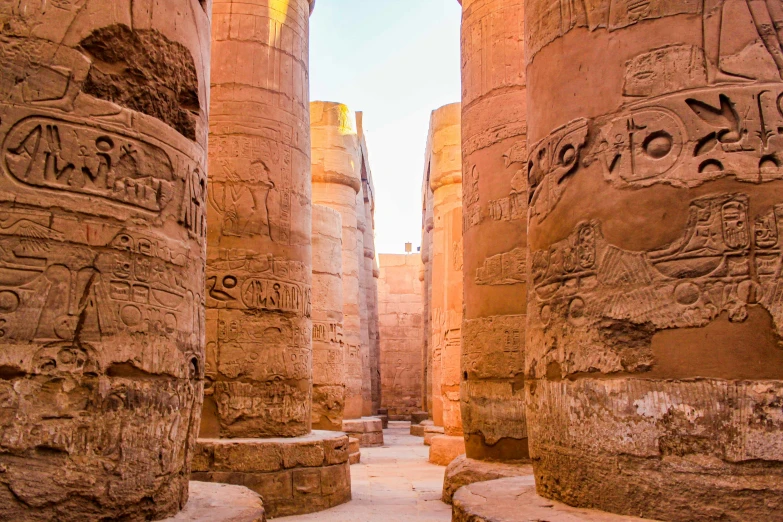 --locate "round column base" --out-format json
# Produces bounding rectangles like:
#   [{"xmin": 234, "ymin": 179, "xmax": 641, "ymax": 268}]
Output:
[
  {"xmin": 442, "ymin": 454, "xmax": 532, "ymax": 504},
  {"xmin": 191, "ymin": 431, "xmax": 351, "ymax": 518},
  {"xmin": 453, "ymin": 477, "xmax": 653, "ymax": 522},
  {"xmin": 428, "ymin": 435, "xmax": 466, "ymax": 466},
  {"xmin": 341, "ymin": 417, "xmax": 384, "ymax": 447},
  {"xmin": 423, "ymin": 424, "xmax": 444, "ymax": 445}
]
